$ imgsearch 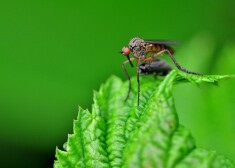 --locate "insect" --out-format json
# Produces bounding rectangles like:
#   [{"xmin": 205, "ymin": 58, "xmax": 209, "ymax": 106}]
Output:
[
  {"xmin": 120, "ymin": 37, "xmax": 201, "ymax": 105},
  {"xmin": 139, "ymin": 58, "xmax": 172, "ymax": 76}
]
